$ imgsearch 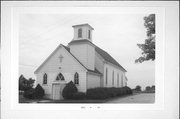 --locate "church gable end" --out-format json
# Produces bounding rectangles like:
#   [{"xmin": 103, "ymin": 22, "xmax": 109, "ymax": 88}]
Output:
[{"xmin": 34, "ymin": 44, "xmax": 87, "ymax": 74}]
